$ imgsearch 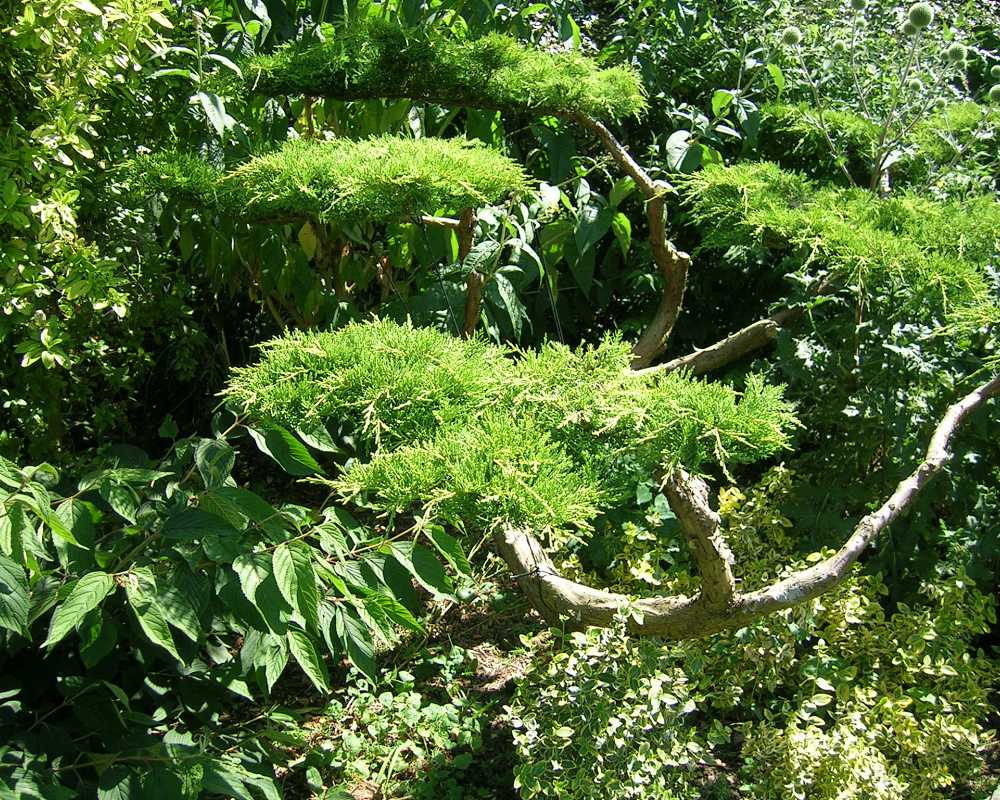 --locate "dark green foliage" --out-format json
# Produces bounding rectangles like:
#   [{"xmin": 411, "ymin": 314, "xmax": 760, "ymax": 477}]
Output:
[
  {"xmin": 132, "ymin": 136, "xmax": 529, "ymax": 225},
  {"xmin": 227, "ymin": 320, "xmax": 797, "ymax": 532},
  {"xmin": 683, "ymin": 161, "xmax": 995, "ymax": 311},
  {"xmin": 243, "ymin": 18, "xmax": 647, "ymax": 120}
]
